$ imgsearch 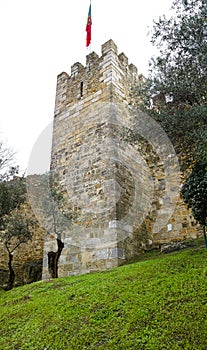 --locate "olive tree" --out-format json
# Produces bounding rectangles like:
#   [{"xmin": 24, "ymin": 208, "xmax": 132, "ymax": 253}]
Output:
[
  {"xmin": 26, "ymin": 172, "xmax": 71, "ymax": 278},
  {"xmin": 134, "ymin": 0, "xmax": 207, "ymax": 167},
  {"xmin": 1, "ymin": 211, "xmax": 36, "ymax": 290}
]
